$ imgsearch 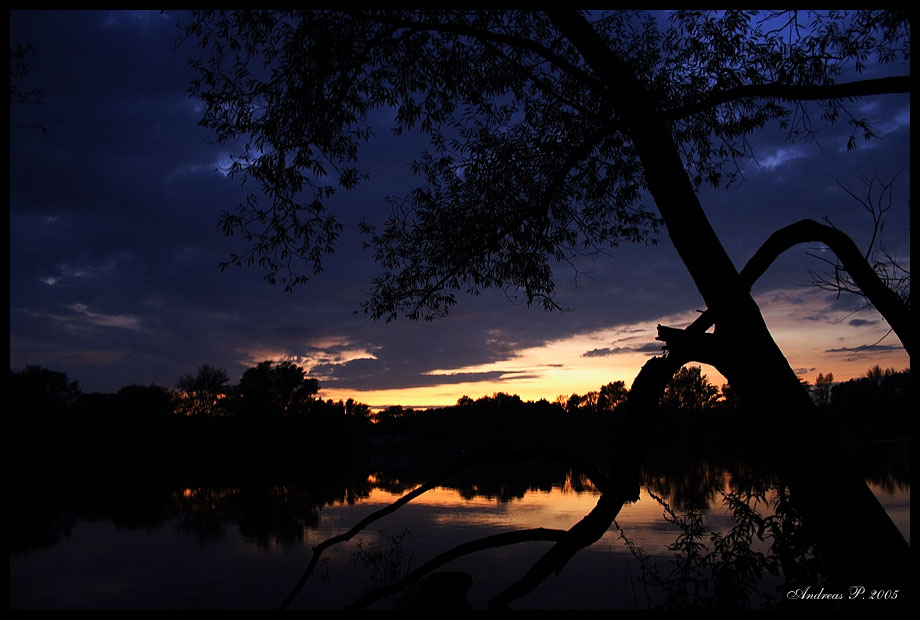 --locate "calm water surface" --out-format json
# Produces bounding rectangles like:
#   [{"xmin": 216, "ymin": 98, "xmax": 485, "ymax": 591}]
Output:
[{"xmin": 9, "ymin": 472, "xmax": 909, "ymax": 610}]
